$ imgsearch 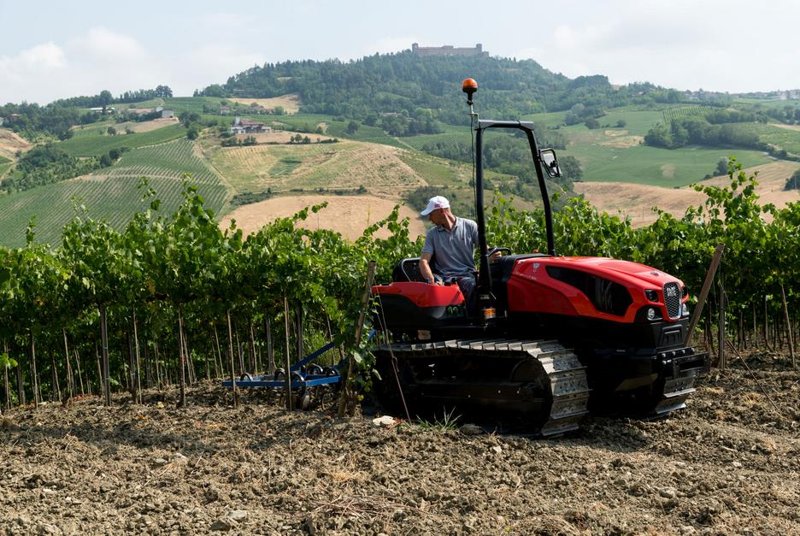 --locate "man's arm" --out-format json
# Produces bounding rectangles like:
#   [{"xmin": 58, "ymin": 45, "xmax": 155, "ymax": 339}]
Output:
[{"xmin": 419, "ymin": 252, "xmax": 437, "ymax": 285}]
